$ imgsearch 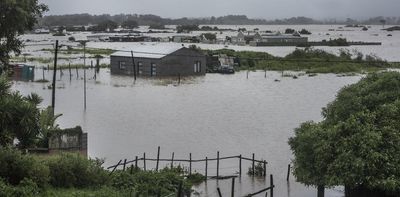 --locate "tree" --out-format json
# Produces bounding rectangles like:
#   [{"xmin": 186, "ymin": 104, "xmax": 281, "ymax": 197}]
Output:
[
  {"xmin": 0, "ymin": 0, "xmax": 48, "ymax": 66},
  {"xmin": 88, "ymin": 20, "xmax": 118, "ymax": 32},
  {"xmin": 202, "ymin": 33, "xmax": 217, "ymax": 41},
  {"xmin": 380, "ymin": 19, "xmax": 387, "ymax": 28},
  {"xmin": 0, "ymin": 77, "xmax": 60, "ymax": 149},
  {"xmin": 121, "ymin": 19, "xmax": 138, "ymax": 29},
  {"xmin": 289, "ymin": 72, "xmax": 400, "ymax": 197}
]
